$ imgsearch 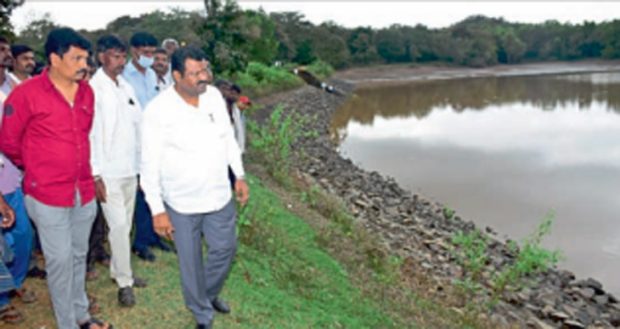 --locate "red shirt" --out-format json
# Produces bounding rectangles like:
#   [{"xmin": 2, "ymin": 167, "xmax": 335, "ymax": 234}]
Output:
[{"xmin": 0, "ymin": 69, "xmax": 95, "ymax": 207}]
